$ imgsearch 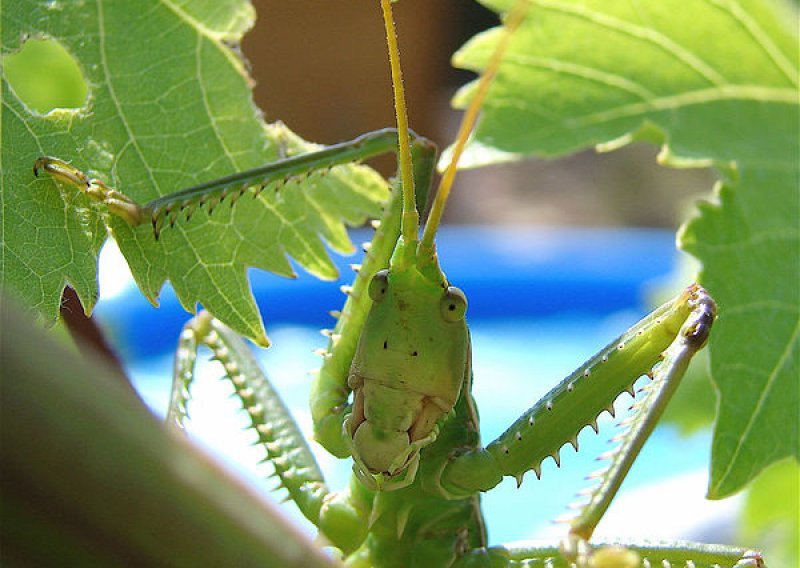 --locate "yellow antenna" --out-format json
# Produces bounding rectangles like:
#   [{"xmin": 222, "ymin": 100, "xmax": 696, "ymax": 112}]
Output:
[
  {"xmin": 380, "ymin": 0, "xmax": 419, "ymax": 248},
  {"xmin": 419, "ymin": 0, "xmax": 529, "ymax": 254}
]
